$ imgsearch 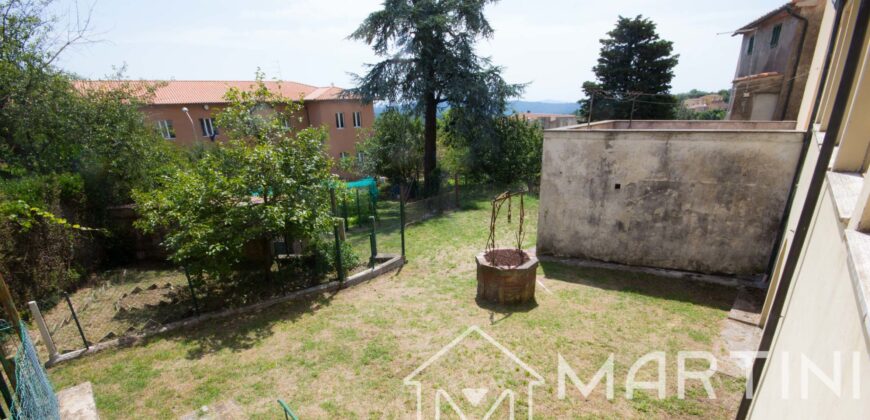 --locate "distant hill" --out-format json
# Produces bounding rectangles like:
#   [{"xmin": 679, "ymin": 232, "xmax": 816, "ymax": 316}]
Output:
[
  {"xmin": 507, "ymin": 101, "xmax": 579, "ymax": 115},
  {"xmin": 374, "ymin": 100, "xmax": 579, "ymax": 116}
]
